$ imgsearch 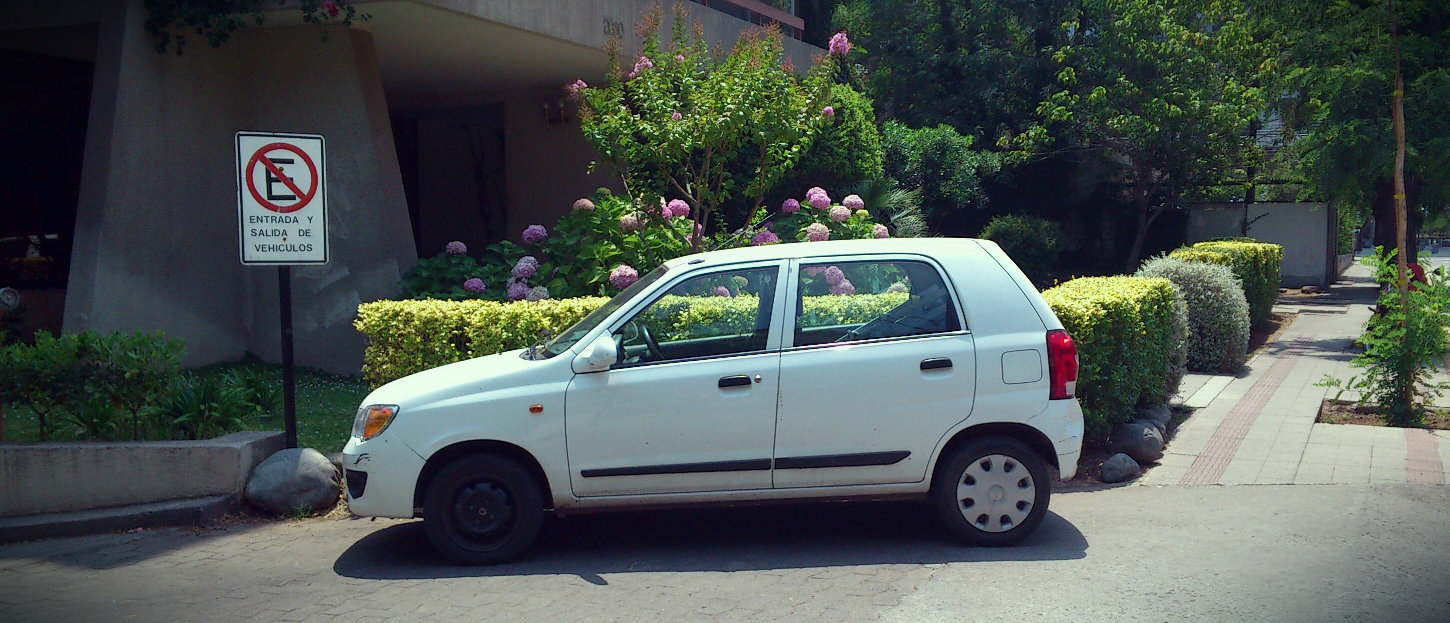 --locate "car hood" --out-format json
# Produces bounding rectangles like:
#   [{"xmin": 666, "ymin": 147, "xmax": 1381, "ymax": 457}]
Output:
[{"xmin": 361, "ymin": 348, "xmax": 568, "ymax": 411}]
